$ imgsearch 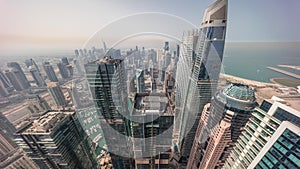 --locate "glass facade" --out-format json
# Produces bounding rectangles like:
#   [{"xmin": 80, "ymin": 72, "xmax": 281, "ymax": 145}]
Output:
[
  {"xmin": 255, "ymin": 129, "xmax": 300, "ymax": 169},
  {"xmin": 273, "ymin": 108, "xmax": 300, "ymax": 128}
]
